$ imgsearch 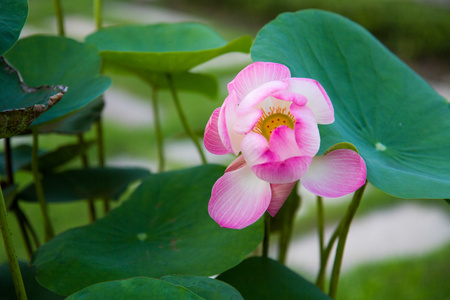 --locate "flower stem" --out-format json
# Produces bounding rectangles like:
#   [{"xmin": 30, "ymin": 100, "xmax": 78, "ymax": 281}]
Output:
[
  {"xmin": 0, "ymin": 187, "xmax": 27, "ymax": 299},
  {"xmin": 13, "ymin": 207, "xmax": 33, "ymax": 261},
  {"xmin": 31, "ymin": 128, "xmax": 54, "ymax": 241},
  {"xmin": 53, "ymin": 0, "xmax": 65, "ymax": 36},
  {"xmin": 262, "ymin": 213, "xmax": 271, "ymax": 258},
  {"xmin": 328, "ymin": 182, "xmax": 367, "ymax": 298},
  {"xmin": 316, "ymin": 196, "xmax": 326, "ymax": 290},
  {"xmin": 166, "ymin": 74, "xmax": 207, "ymax": 165},
  {"xmin": 93, "ymin": 0, "xmax": 102, "ymax": 30},
  {"xmin": 277, "ymin": 184, "xmax": 301, "ymax": 264},
  {"xmin": 77, "ymin": 133, "xmax": 97, "ymax": 222},
  {"xmin": 95, "ymin": 120, "xmax": 110, "ymax": 213},
  {"xmin": 151, "ymin": 87, "xmax": 165, "ymax": 172}
]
